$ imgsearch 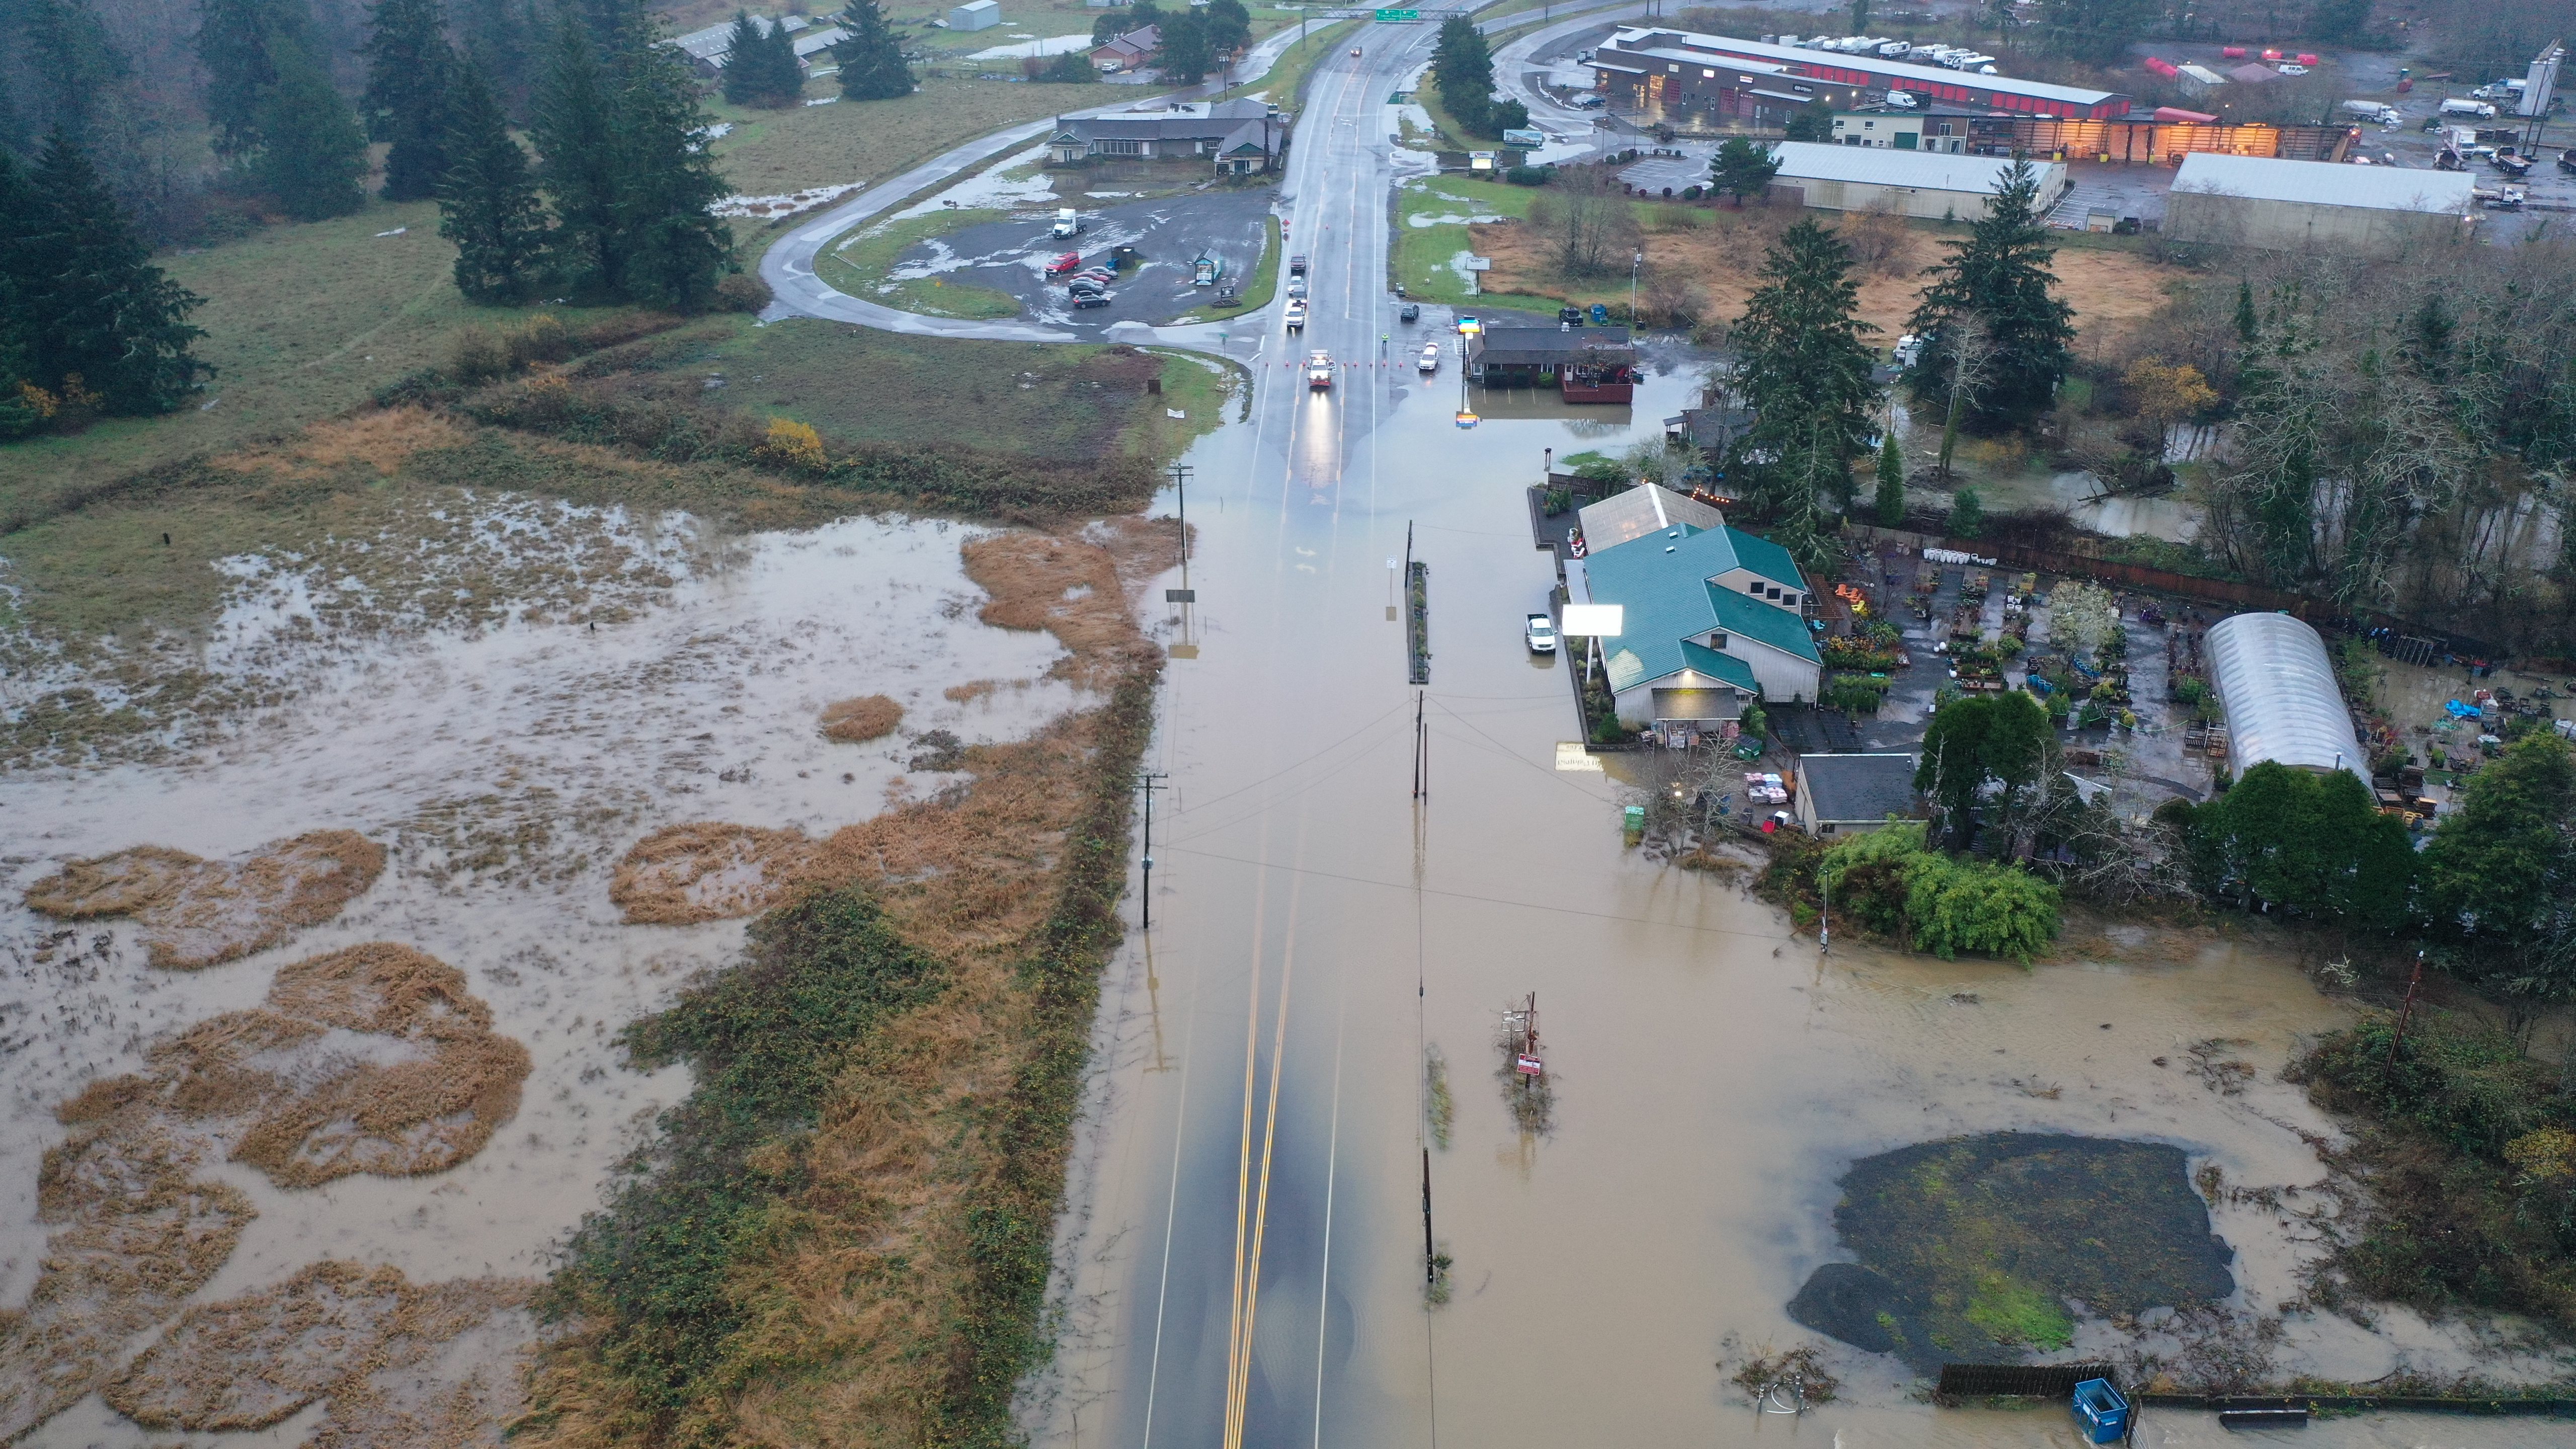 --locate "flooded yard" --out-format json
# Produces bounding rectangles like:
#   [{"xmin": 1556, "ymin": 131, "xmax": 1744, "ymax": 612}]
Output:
[{"xmin": 0, "ymin": 506, "xmax": 1103, "ymax": 1448}]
